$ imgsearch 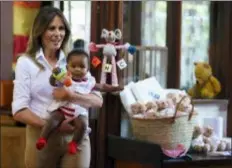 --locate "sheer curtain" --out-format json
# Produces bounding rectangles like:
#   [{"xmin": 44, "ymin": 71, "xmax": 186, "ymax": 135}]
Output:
[
  {"xmin": 141, "ymin": 1, "xmax": 167, "ymax": 46},
  {"xmin": 63, "ymin": 1, "xmax": 91, "ymax": 50},
  {"xmin": 180, "ymin": 1, "xmax": 210, "ymax": 90},
  {"xmin": 141, "ymin": 1, "xmax": 167, "ymax": 87}
]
